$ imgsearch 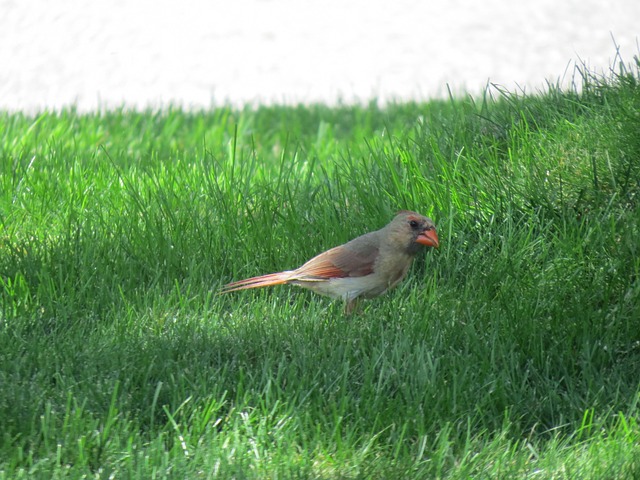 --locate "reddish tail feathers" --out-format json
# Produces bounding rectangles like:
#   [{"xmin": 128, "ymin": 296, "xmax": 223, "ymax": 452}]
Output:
[{"xmin": 220, "ymin": 272, "xmax": 292, "ymax": 294}]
